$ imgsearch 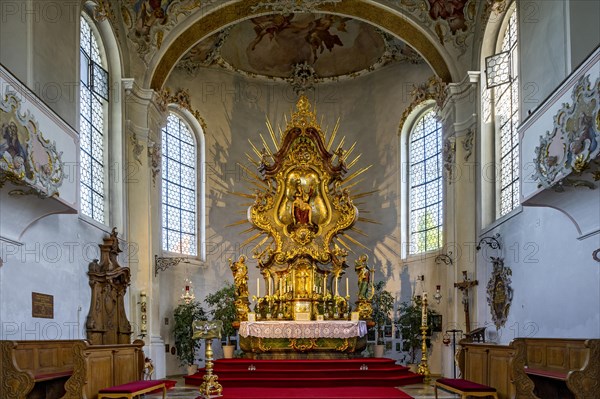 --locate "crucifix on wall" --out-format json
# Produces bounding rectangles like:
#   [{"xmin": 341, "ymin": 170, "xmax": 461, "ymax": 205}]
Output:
[{"xmin": 454, "ymin": 270, "xmax": 478, "ymax": 333}]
